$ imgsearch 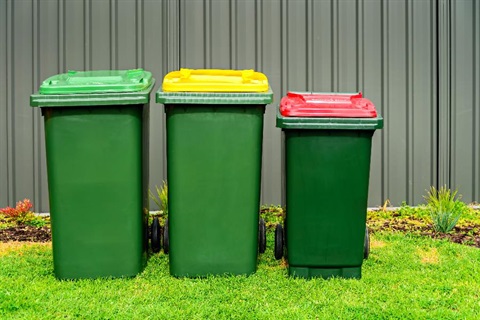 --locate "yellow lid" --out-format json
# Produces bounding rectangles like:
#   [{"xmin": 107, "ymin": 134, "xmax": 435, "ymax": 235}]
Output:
[{"xmin": 162, "ymin": 69, "xmax": 269, "ymax": 92}]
